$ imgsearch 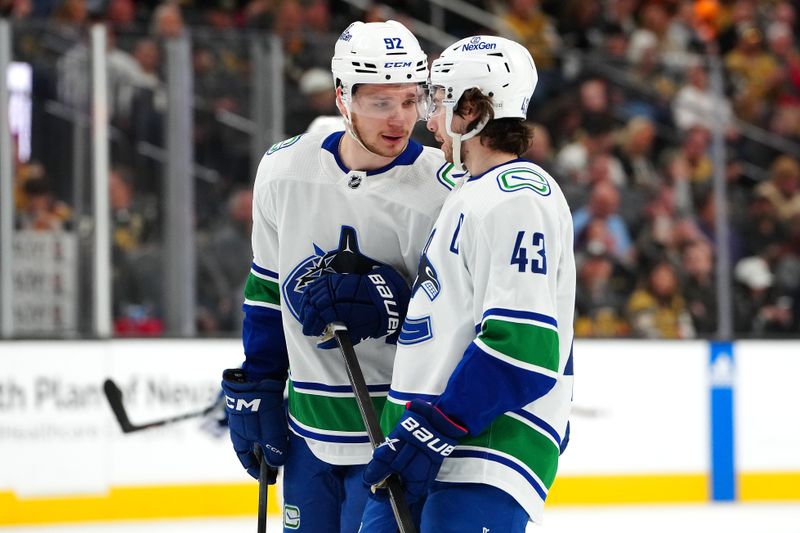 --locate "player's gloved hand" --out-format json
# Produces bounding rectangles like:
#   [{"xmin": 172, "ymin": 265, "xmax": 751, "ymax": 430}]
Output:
[
  {"xmin": 298, "ymin": 265, "xmax": 410, "ymax": 349},
  {"xmin": 363, "ymin": 399, "xmax": 467, "ymax": 501},
  {"xmin": 221, "ymin": 368, "xmax": 287, "ymax": 482}
]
